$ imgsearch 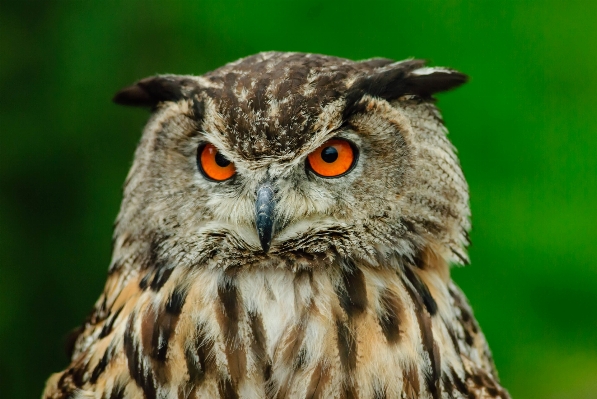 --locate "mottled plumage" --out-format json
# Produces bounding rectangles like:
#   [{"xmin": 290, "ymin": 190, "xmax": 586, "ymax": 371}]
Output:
[{"xmin": 44, "ymin": 52, "xmax": 509, "ymax": 399}]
